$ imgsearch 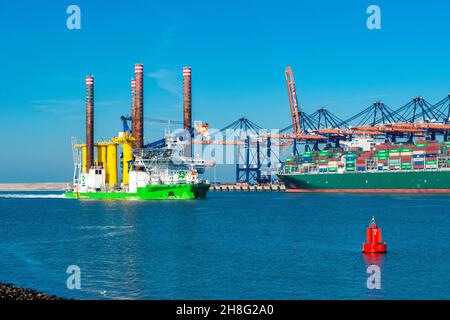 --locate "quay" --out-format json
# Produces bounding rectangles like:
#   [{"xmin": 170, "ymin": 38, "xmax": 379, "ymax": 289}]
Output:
[{"xmin": 209, "ymin": 184, "xmax": 286, "ymax": 192}]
